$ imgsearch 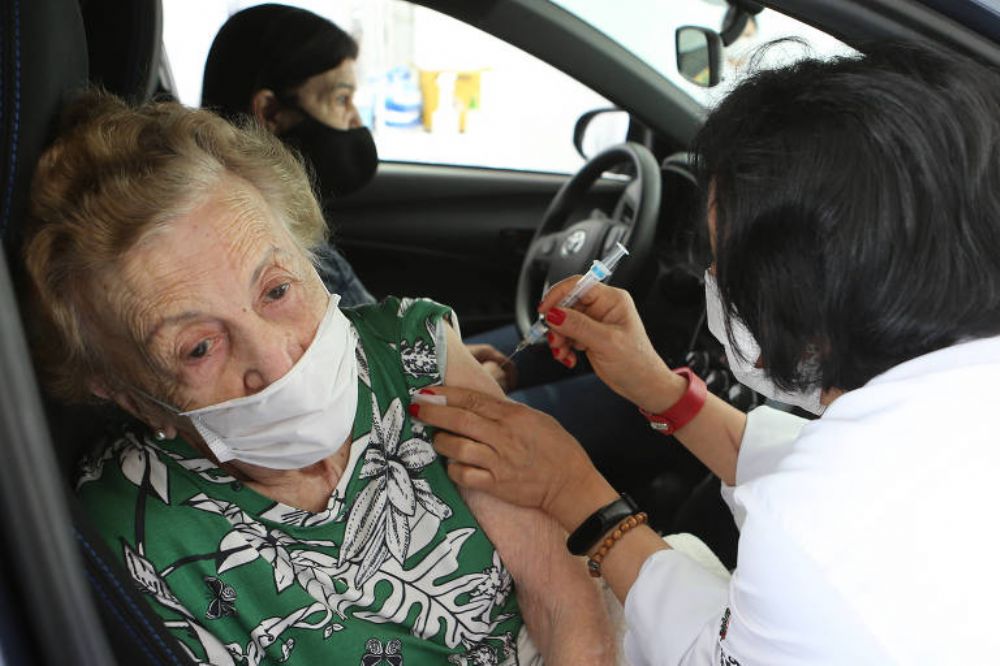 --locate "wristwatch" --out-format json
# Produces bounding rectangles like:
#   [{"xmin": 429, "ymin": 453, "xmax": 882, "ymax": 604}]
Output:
[
  {"xmin": 567, "ymin": 494, "xmax": 640, "ymax": 556},
  {"xmin": 639, "ymin": 367, "xmax": 707, "ymax": 435}
]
